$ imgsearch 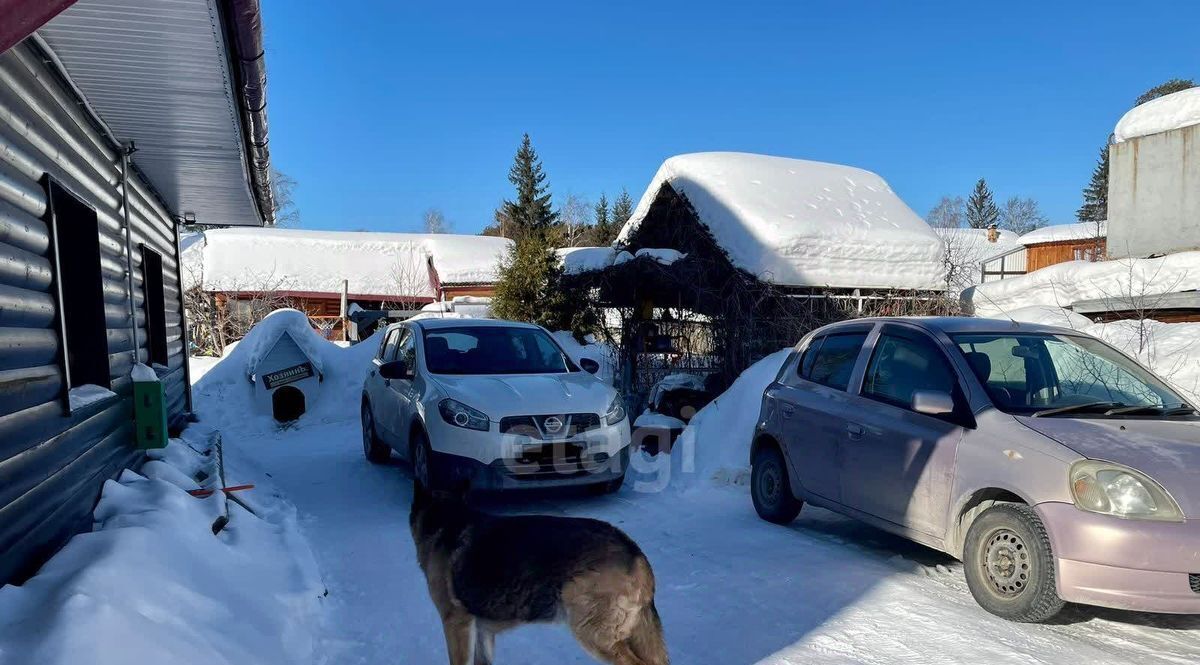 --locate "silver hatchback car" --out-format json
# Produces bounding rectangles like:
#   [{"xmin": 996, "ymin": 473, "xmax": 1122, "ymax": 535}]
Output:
[{"xmin": 752, "ymin": 316, "xmax": 1200, "ymax": 622}]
